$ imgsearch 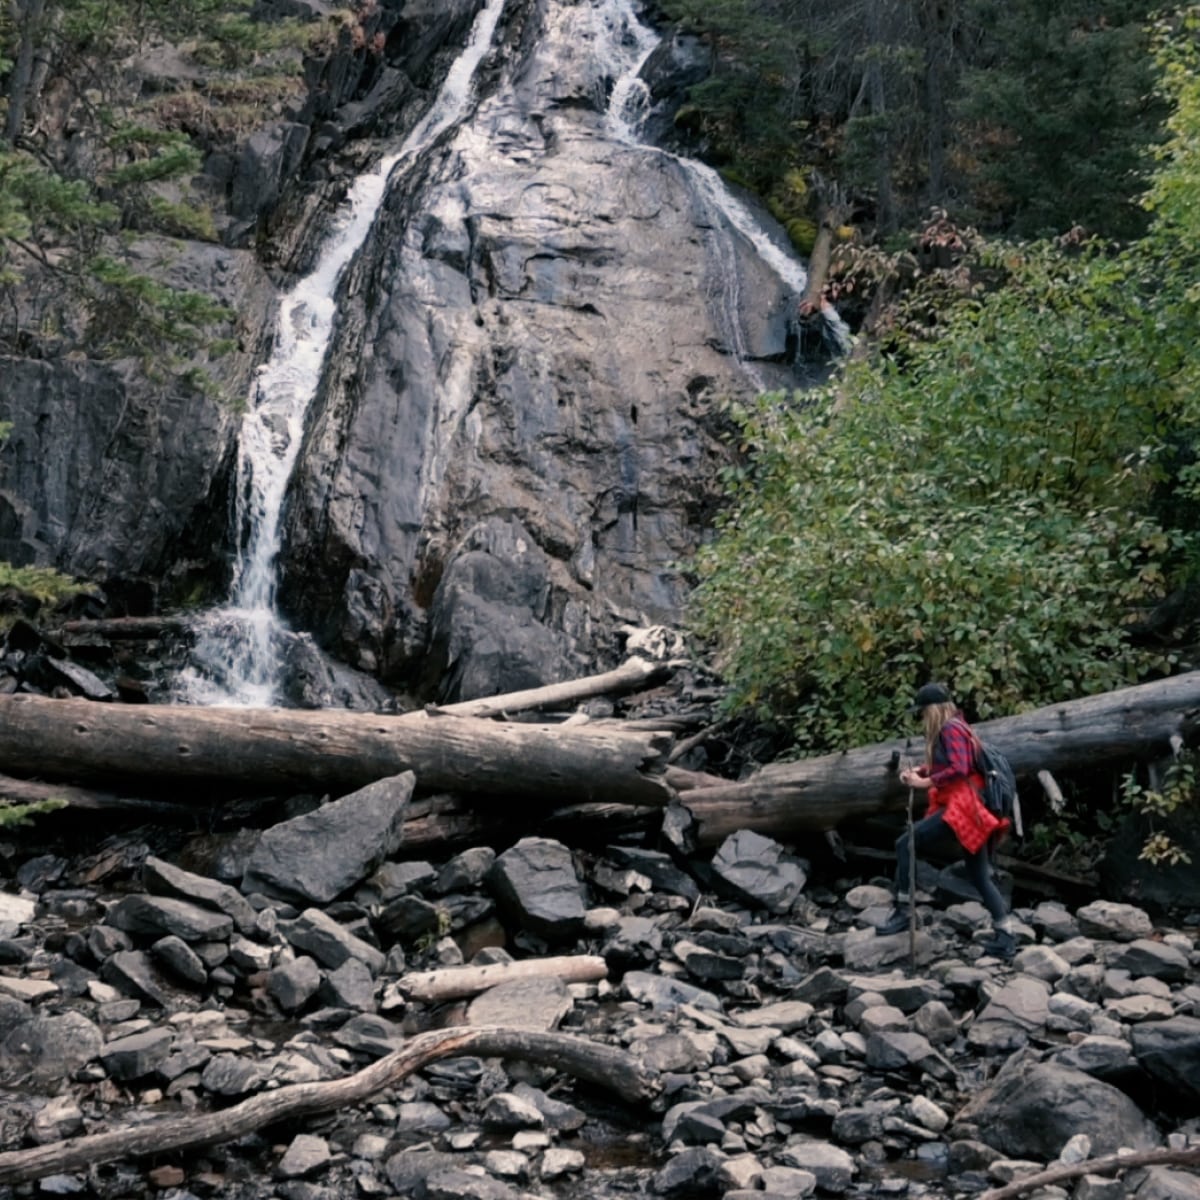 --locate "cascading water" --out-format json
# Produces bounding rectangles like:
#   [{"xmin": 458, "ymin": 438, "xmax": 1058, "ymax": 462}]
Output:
[
  {"xmin": 602, "ymin": 0, "xmax": 851, "ymax": 365},
  {"xmin": 176, "ymin": 0, "xmax": 509, "ymax": 706}
]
